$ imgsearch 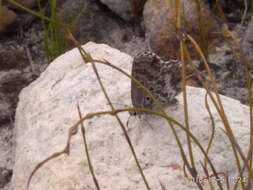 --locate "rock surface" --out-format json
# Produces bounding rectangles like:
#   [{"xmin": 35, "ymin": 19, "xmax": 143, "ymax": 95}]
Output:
[
  {"xmin": 0, "ymin": 6, "xmax": 17, "ymax": 33},
  {"xmin": 208, "ymin": 44, "xmax": 249, "ymax": 104},
  {"xmin": 0, "ymin": 1, "xmax": 146, "ymax": 188},
  {"xmin": 58, "ymin": 0, "xmax": 134, "ymax": 50},
  {"xmin": 0, "ymin": 22, "xmax": 47, "ymax": 190},
  {"xmin": 99, "ymin": 0, "xmax": 145, "ymax": 21},
  {"xmin": 0, "ymin": 126, "xmax": 14, "ymax": 190},
  {"xmin": 9, "ymin": 0, "xmax": 38, "ymax": 9},
  {"xmin": 0, "ymin": 29, "xmax": 46, "ymax": 127},
  {"xmin": 100, "ymin": 0, "xmax": 133, "ymax": 20},
  {"xmin": 0, "ymin": 167, "xmax": 12, "ymax": 189},
  {"xmin": 143, "ymin": 0, "xmax": 219, "ymax": 60},
  {"xmin": 243, "ymin": 16, "xmax": 253, "ymax": 65},
  {"xmin": 13, "ymin": 42, "xmax": 250, "ymax": 190}
]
